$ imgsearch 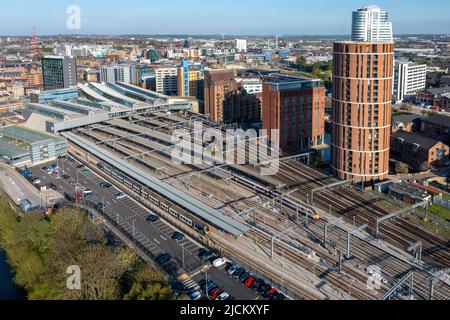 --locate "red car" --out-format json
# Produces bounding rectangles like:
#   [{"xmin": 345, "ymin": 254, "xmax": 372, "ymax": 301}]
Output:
[
  {"xmin": 210, "ymin": 288, "xmax": 224, "ymax": 300},
  {"xmin": 245, "ymin": 277, "xmax": 255, "ymax": 288},
  {"xmin": 263, "ymin": 288, "xmax": 278, "ymax": 299}
]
